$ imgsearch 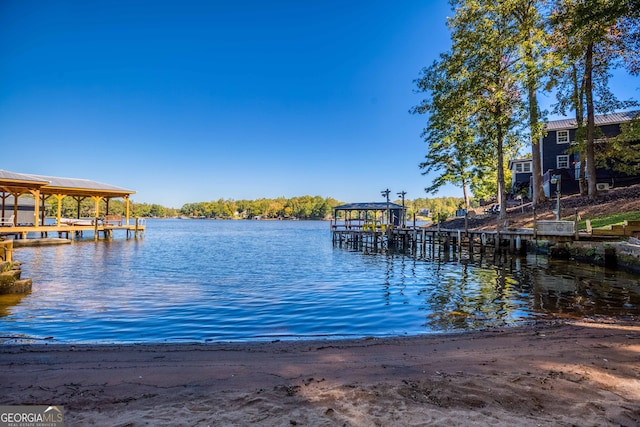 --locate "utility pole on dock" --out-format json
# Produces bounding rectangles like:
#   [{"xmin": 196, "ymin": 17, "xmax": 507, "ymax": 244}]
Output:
[
  {"xmin": 381, "ymin": 188, "xmax": 391, "ymax": 246},
  {"xmin": 381, "ymin": 189, "xmax": 390, "ymax": 225},
  {"xmin": 397, "ymin": 191, "xmax": 406, "ymax": 228}
]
